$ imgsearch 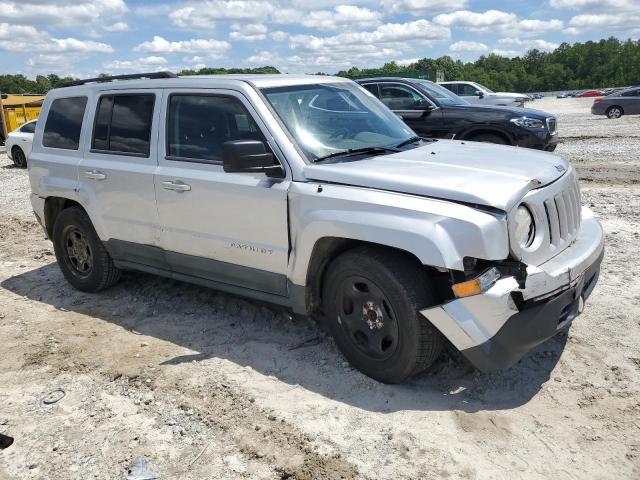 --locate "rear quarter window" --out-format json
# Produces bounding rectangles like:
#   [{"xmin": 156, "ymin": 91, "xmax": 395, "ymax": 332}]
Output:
[{"xmin": 43, "ymin": 96, "xmax": 87, "ymax": 150}]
